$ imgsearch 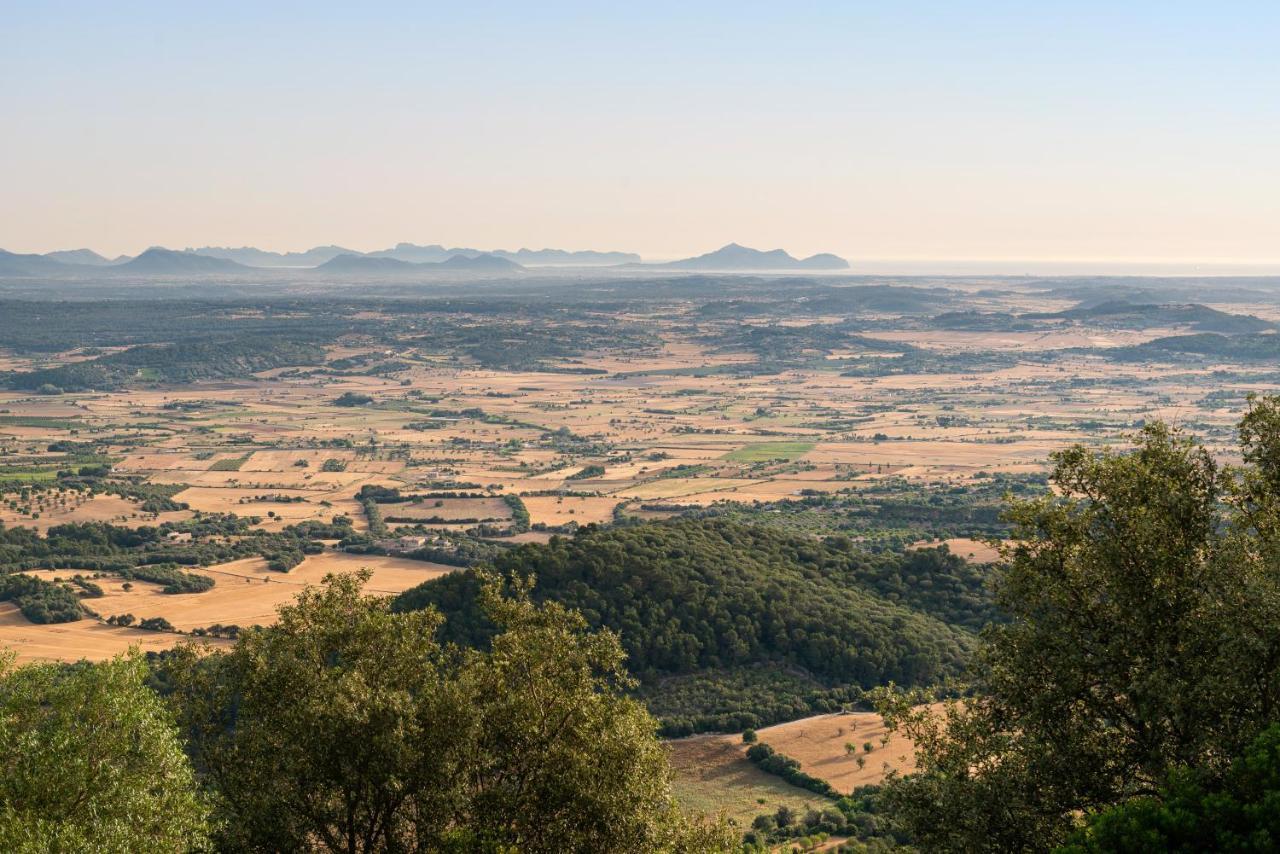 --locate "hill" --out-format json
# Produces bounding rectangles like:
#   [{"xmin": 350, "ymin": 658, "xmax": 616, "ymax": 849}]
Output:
[
  {"xmin": 116, "ymin": 247, "xmax": 250, "ymax": 274},
  {"xmin": 7, "ymin": 336, "xmax": 326, "ymax": 391},
  {"xmin": 0, "ymin": 249, "xmax": 75, "ymax": 277},
  {"xmin": 394, "ymin": 519, "xmax": 991, "ymax": 730},
  {"xmin": 1027, "ymin": 301, "xmax": 1273, "ymax": 333},
  {"xmin": 314, "ymin": 253, "xmax": 414, "ymax": 274},
  {"xmin": 43, "ymin": 249, "xmax": 123, "ymax": 266},
  {"xmin": 656, "ymin": 243, "xmax": 849, "ymax": 271},
  {"xmin": 438, "ymin": 253, "xmax": 522, "ymax": 272},
  {"xmin": 1103, "ymin": 331, "xmax": 1280, "ymax": 362}
]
